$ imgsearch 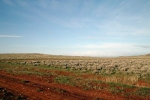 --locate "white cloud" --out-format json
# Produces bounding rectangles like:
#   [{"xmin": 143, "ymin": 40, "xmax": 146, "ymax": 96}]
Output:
[
  {"xmin": 73, "ymin": 42, "xmax": 150, "ymax": 57},
  {"xmin": 2, "ymin": 0, "xmax": 14, "ymax": 5},
  {"xmin": 0, "ymin": 35, "xmax": 22, "ymax": 38},
  {"xmin": 96, "ymin": 19, "xmax": 150, "ymax": 36},
  {"xmin": 74, "ymin": 50, "xmax": 149, "ymax": 57}
]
